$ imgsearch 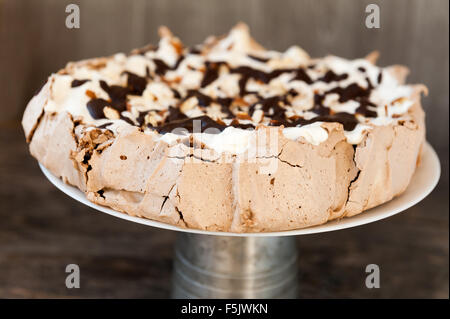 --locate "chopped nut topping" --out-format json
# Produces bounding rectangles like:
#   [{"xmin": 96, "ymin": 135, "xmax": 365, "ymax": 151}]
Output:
[
  {"xmin": 252, "ymin": 110, "xmax": 264, "ymax": 123},
  {"xmin": 103, "ymin": 107, "xmax": 120, "ymax": 120},
  {"xmin": 236, "ymin": 112, "xmax": 252, "ymax": 120},
  {"xmin": 180, "ymin": 97, "xmax": 198, "ymax": 113},
  {"xmin": 85, "ymin": 90, "xmax": 96, "ymax": 99}
]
